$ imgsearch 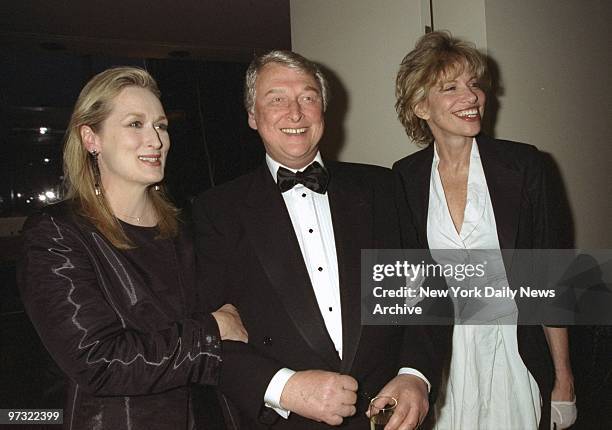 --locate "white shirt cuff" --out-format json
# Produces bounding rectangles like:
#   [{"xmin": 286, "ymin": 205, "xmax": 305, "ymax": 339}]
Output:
[
  {"xmin": 398, "ymin": 367, "xmax": 431, "ymax": 393},
  {"xmin": 263, "ymin": 368, "xmax": 296, "ymax": 419}
]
